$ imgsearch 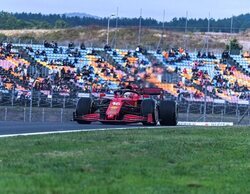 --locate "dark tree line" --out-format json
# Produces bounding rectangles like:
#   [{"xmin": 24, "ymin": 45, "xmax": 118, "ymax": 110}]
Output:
[{"xmin": 0, "ymin": 11, "xmax": 249, "ymax": 32}]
